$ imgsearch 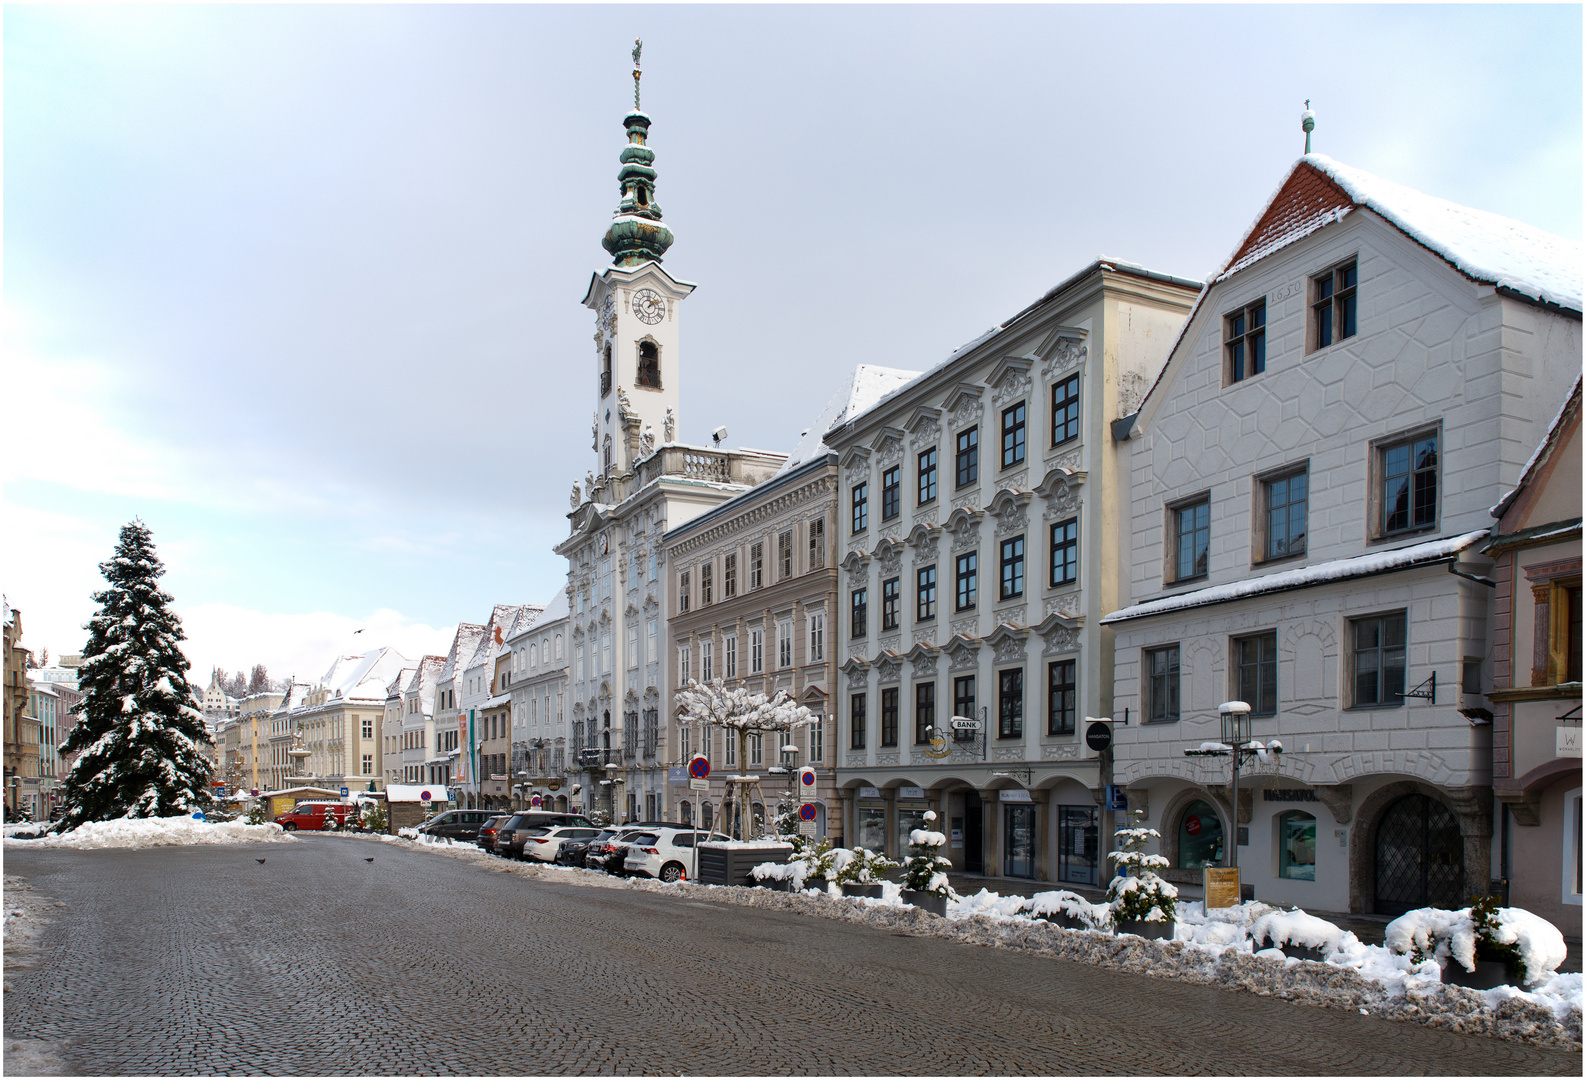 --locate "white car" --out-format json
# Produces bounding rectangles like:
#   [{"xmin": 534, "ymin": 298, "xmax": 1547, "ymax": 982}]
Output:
[
  {"xmin": 521, "ymin": 825, "xmax": 603, "ymax": 863},
  {"xmin": 623, "ymin": 827, "xmax": 730, "ymax": 882}
]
